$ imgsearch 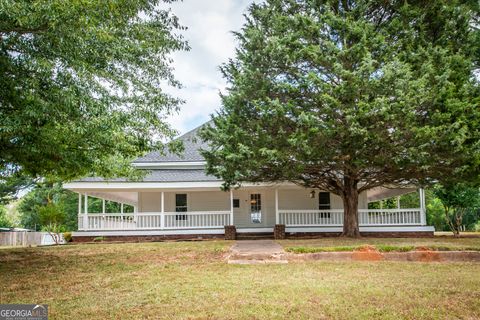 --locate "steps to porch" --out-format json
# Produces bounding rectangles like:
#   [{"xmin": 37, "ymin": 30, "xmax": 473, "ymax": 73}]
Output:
[{"xmin": 236, "ymin": 232, "xmax": 274, "ymax": 240}]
